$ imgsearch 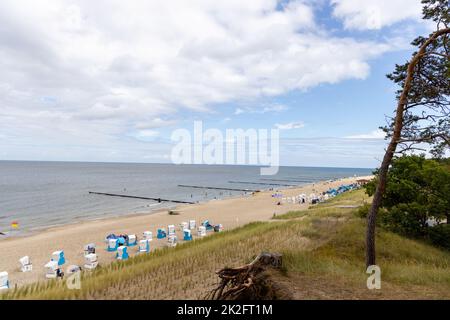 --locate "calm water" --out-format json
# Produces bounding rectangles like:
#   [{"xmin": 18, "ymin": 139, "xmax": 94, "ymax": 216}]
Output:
[{"xmin": 0, "ymin": 161, "xmax": 372, "ymax": 237}]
